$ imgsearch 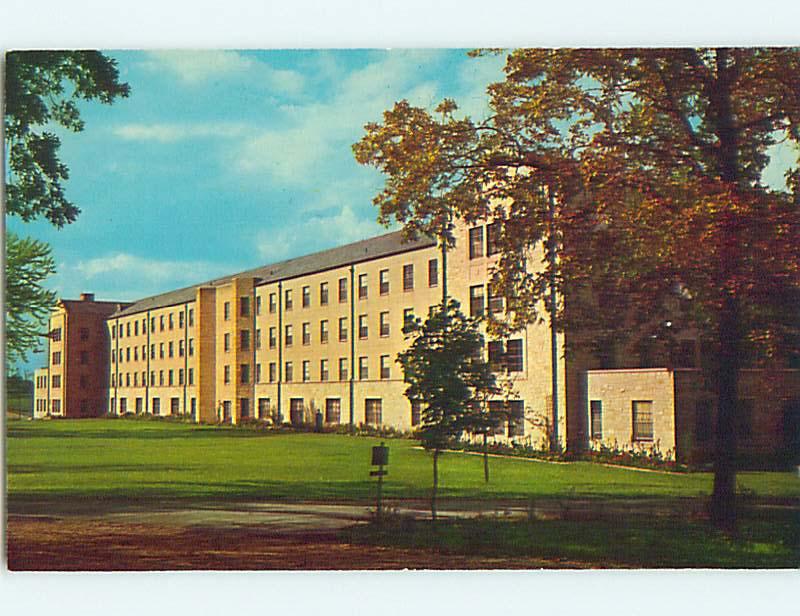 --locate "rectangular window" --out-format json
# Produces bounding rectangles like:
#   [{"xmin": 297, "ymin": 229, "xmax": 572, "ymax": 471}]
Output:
[
  {"xmin": 320, "ymin": 359, "xmax": 329, "ymax": 382},
  {"xmin": 325, "ymin": 398, "xmax": 341, "ymax": 424},
  {"xmin": 168, "ymin": 341, "xmax": 174, "ymax": 358},
  {"xmin": 469, "ymin": 226, "xmax": 484, "ymax": 259},
  {"xmin": 284, "ymin": 289, "xmax": 293, "ymax": 310},
  {"xmin": 269, "ymin": 362, "xmax": 277, "ymax": 383},
  {"xmin": 150, "ymin": 371, "xmax": 156, "ymax": 386},
  {"xmin": 52, "ymin": 327, "xmax": 62, "ymax": 341},
  {"xmin": 269, "ymin": 327, "xmax": 276, "ymax": 348},
  {"xmin": 403, "ymin": 308, "xmax": 415, "ymax": 329},
  {"xmin": 358, "ymin": 273, "xmax": 368, "ymax": 299},
  {"xmin": 52, "ymin": 375, "xmax": 61, "ymax": 388},
  {"xmin": 411, "ymin": 400, "xmax": 422, "ymax": 426},
  {"xmin": 365, "ymin": 398, "xmax": 382, "ymax": 425},
  {"xmin": 379, "ymin": 311, "xmax": 390, "ymax": 337},
  {"xmin": 339, "ymin": 357, "xmax": 348, "ymax": 381},
  {"xmin": 487, "ymin": 221, "xmax": 501, "ymax": 256},
  {"xmin": 179, "ymin": 368, "xmax": 184, "ymax": 386},
  {"xmin": 269, "ymin": 293, "xmax": 277, "ymax": 313},
  {"xmin": 151, "ymin": 317, "xmax": 156, "ymax": 331},
  {"xmin": 590, "ymin": 400, "xmax": 603, "ymax": 440},
  {"xmin": 159, "ymin": 370, "xmax": 164, "ymax": 386},
  {"xmin": 488, "ymin": 284, "xmax": 504, "ymax": 315},
  {"xmin": 320, "ymin": 320, "xmax": 329, "ymax": 344},
  {"xmin": 222, "ymin": 401, "xmax": 231, "ymax": 420},
  {"xmin": 119, "ymin": 398, "xmax": 127, "ymax": 414},
  {"xmin": 159, "ymin": 343, "xmax": 165, "ymax": 359},
  {"xmin": 470, "ymin": 285, "xmax": 485, "ymax": 317},
  {"xmin": 126, "ymin": 373, "xmax": 131, "ymax": 387},
  {"xmin": 428, "ymin": 259, "xmax": 438, "ymax": 287},
  {"xmin": 189, "ymin": 338, "xmax": 194, "ymax": 356},
  {"xmin": 380, "ymin": 355, "xmax": 390, "ymax": 380},
  {"xmin": 302, "ymin": 322, "xmax": 311, "ymax": 345},
  {"xmin": 241, "ymin": 364, "xmax": 250, "ymax": 384},
  {"xmin": 168, "ymin": 369, "xmax": 174, "ymax": 386},
  {"xmin": 224, "ymin": 365, "xmax": 231, "ymax": 384},
  {"xmin": 320, "ymin": 282, "xmax": 329, "ymax": 306},
  {"xmin": 632, "ymin": 400, "xmax": 654, "ymax": 442},
  {"xmin": 302, "ymin": 286, "xmax": 311, "ymax": 308},
  {"xmin": 136, "ymin": 397, "xmax": 143, "ymax": 413},
  {"xmin": 285, "ymin": 324, "xmax": 293, "ymax": 346},
  {"xmin": 134, "ymin": 347, "xmax": 138, "ymax": 361},
  {"xmin": 507, "ymin": 400, "xmax": 525, "ymax": 437},
  {"xmin": 141, "ymin": 371, "xmax": 146, "ymax": 386},
  {"xmin": 255, "ymin": 328, "xmax": 261, "ymax": 350},
  {"xmin": 152, "ymin": 398, "xmax": 161, "ymax": 415},
  {"xmin": 258, "ymin": 397, "xmax": 270, "ymax": 420},
  {"xmin": 256, "ymin": 295, "xmax": 262, "ymax": 315},
  {"xmin": 52, "ymin": 351, "xmax": 61, "ymax": 365},
  {"xmin": 359, "ymin": 315, "xmax": 368, "ymax": 339},
  {"xmin": 188, "ymin": 368, "xmax": 194, "ymax": 386},
  {"xmin": 359, "ymin": 356, "xmax": 369, "ymax": 380},
  {"xmin": 506, "ymin": 339, "xmax": 523, "ymax": 372},
  {"xmin": 240, "ymin": 329, "xmax": 251, "ymax": 351},
  {"xmin": 178, "ymin": 311, "xmax": 184, "ymax": 329},
  {"xmin": 403, "ymin": 264, "xmax": 414, "ymax": 291},
  {"xmin": 488, "ymin": 341, "xmax": 504, "ymax": 371},
  {"xmin": 379, "ymin": 269, "xmax": 389, "ymax": 295},
  {"xmin": 160, "ymin": 315, "xmax": 165, "ymax": 331},
  {"xmin": 339, "ymin": 277, "xmax": 348, "ymax": 303},
  {"xmin": 169, "ymin": 313, "xmax": 174, "ymax": 330},
  {"xmin": 188, "ymin": 309, "xmax": 194, "ymax": 327},
  {"xmin": 302, "ymin": 360, "xmax": 310, "ymax": 382},
  {"xmin": 171, "ymin": 398, "xmax": 180, "ymax": 414},
  {"xmin": 255, "ymin": 363, "xmax": 261, "ymax": 383},
  {"xmin": 127, "ymin": 322, "xmax": 131, "ymax": 337},
  {"xmin": 127, "ymin": 347, "xmax": 131, "ymax": 362},
  {"xmin": 224, "ymin": 333, "xmax": 231, "ymax": 352},
  {"xmin": 223, "ymin": 302, "xmax": 231, "ymax": 320},
  {"xmin": 285, "ymin": 362, "xmax": 293, "ymax": 382},
  {"xmin": 111, "ymin": 325, "xmax": 116, "ymax": 339},
  {"xmin": 240, "ymin": 296, "xmax": 250, "ymax": 317},
  {"xmin": 290, "ymin": 398, "xmax": 304, "ymax": 425},
  {"xmin": 339, "ymin": 317, "xmax": 348, "ymax": 342},
  {"xmin": 239, "ymin": 398, "xmax": 250, "ymax": 419},
  {"xmin": 135, "ymin": 320, "xmax": 140, "ymax": 336}
]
